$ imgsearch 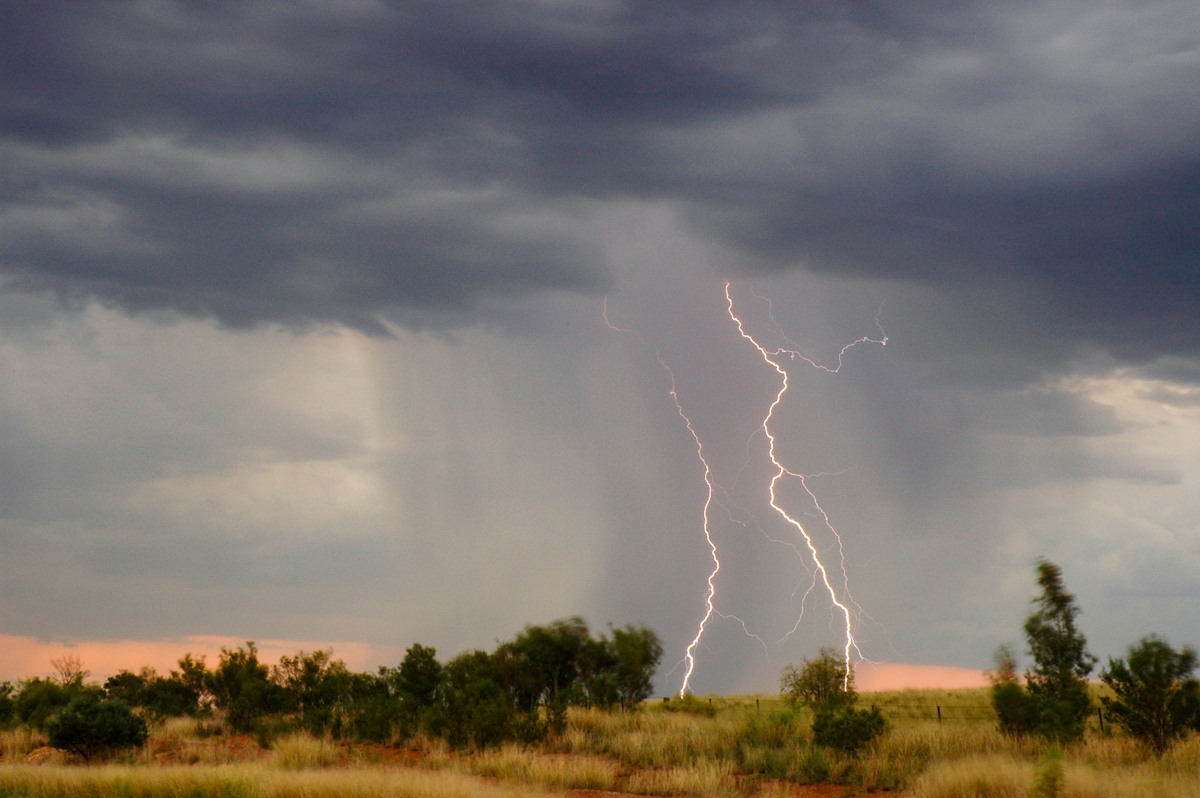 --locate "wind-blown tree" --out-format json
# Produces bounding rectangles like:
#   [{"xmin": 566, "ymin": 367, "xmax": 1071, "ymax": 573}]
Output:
[
  {"xmin": 495, "ymin": 618, "xmax": 663, "ymax": 714},
  {"xmin": 496, "ymin": 616, "xmax": 594, "ymax": 713},
  {"xmin": 1022, "ymin": 559, "xmax": 1096, "ymax": 743},
  {"xmin": 1101, "ymin": 635, "xmax": 1200, "ymax": 756},
  {"xmin": 608, "ymin": 624, "xmax": 663, "ymax": 709}
]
